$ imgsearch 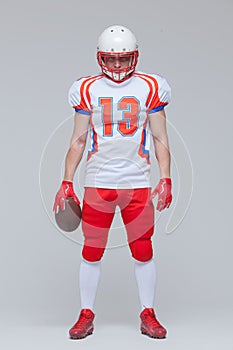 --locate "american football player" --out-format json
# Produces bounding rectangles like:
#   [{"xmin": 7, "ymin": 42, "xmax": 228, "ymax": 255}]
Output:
[{"xmin": 53, "ymin": 24, "xmax": 172, "ymax": 339}]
